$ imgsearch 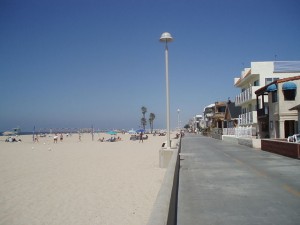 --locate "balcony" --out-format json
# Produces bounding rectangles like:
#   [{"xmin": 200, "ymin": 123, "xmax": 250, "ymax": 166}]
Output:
[
  {"xmin": 238, "ymin": 111, "xmax": 257, "ymax": 126},
  {"xmin": 212, "ymin": 112, "xmax": 225, "ymax": 119},
  {"xmin": 235, "ymin": 86, "xmax": 260, "ymax": 106},
  {"xmin": 257, "ymin": 106, "xmax": 269, "ymax": 118}
]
